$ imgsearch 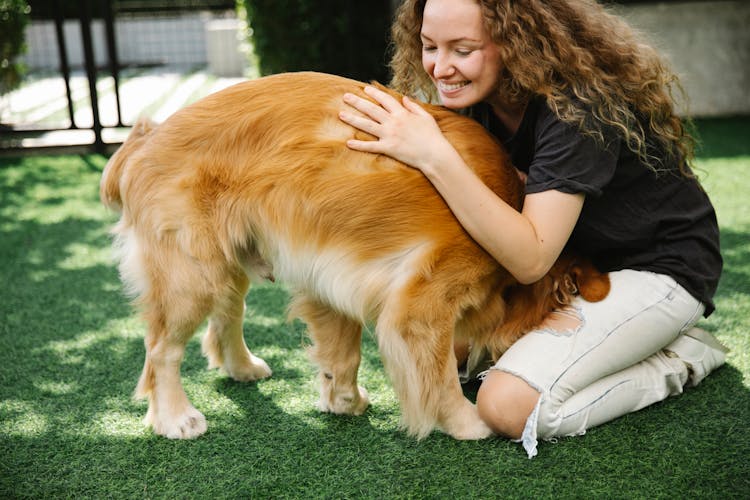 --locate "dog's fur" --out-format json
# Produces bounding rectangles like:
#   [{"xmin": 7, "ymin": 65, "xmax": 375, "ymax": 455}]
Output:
[{"xmin": 101, "ymin": 72, "xmax": 609, "ymax": 440}]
